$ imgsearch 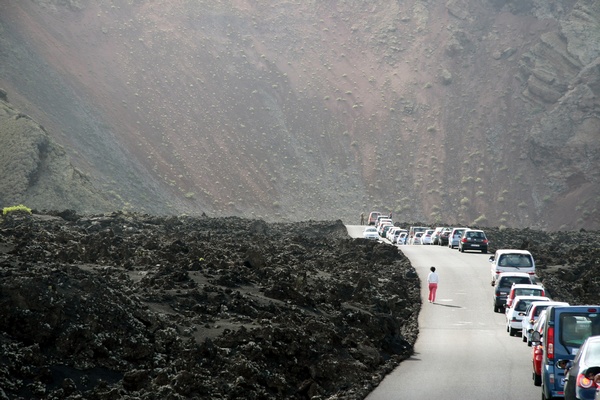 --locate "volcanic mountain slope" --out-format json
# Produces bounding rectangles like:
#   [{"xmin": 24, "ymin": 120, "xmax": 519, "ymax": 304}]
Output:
[{"xmin": 0, "ymin": 0, "xmax": 599, "ymax": 229}]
